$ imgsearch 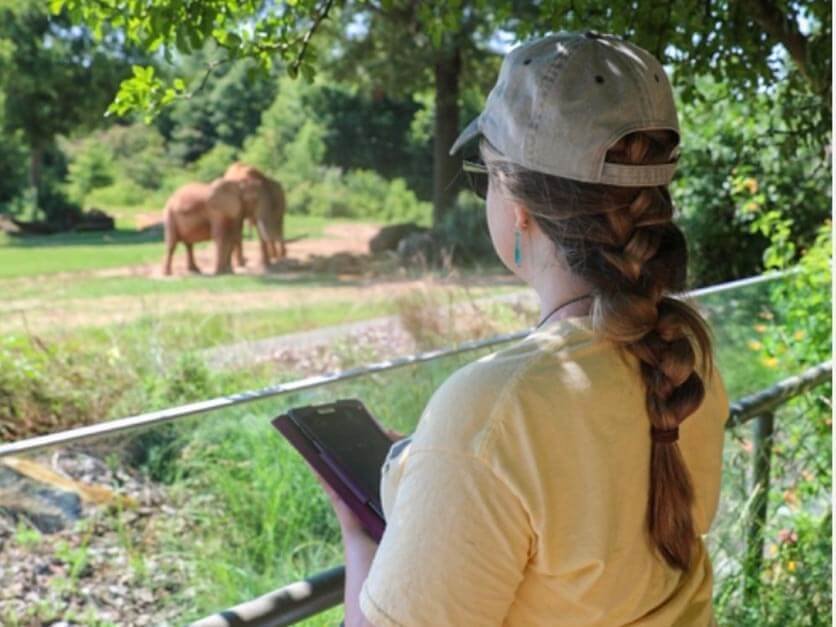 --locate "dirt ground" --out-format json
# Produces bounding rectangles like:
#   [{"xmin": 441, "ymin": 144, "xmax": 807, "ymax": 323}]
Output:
[
  {"xmin": 134, "ymin": 218, "xmax": 381, "ymax": 278},
  {"xmin": 1, "ymin": 221, "xmax": 517, "ymax": 335}
]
